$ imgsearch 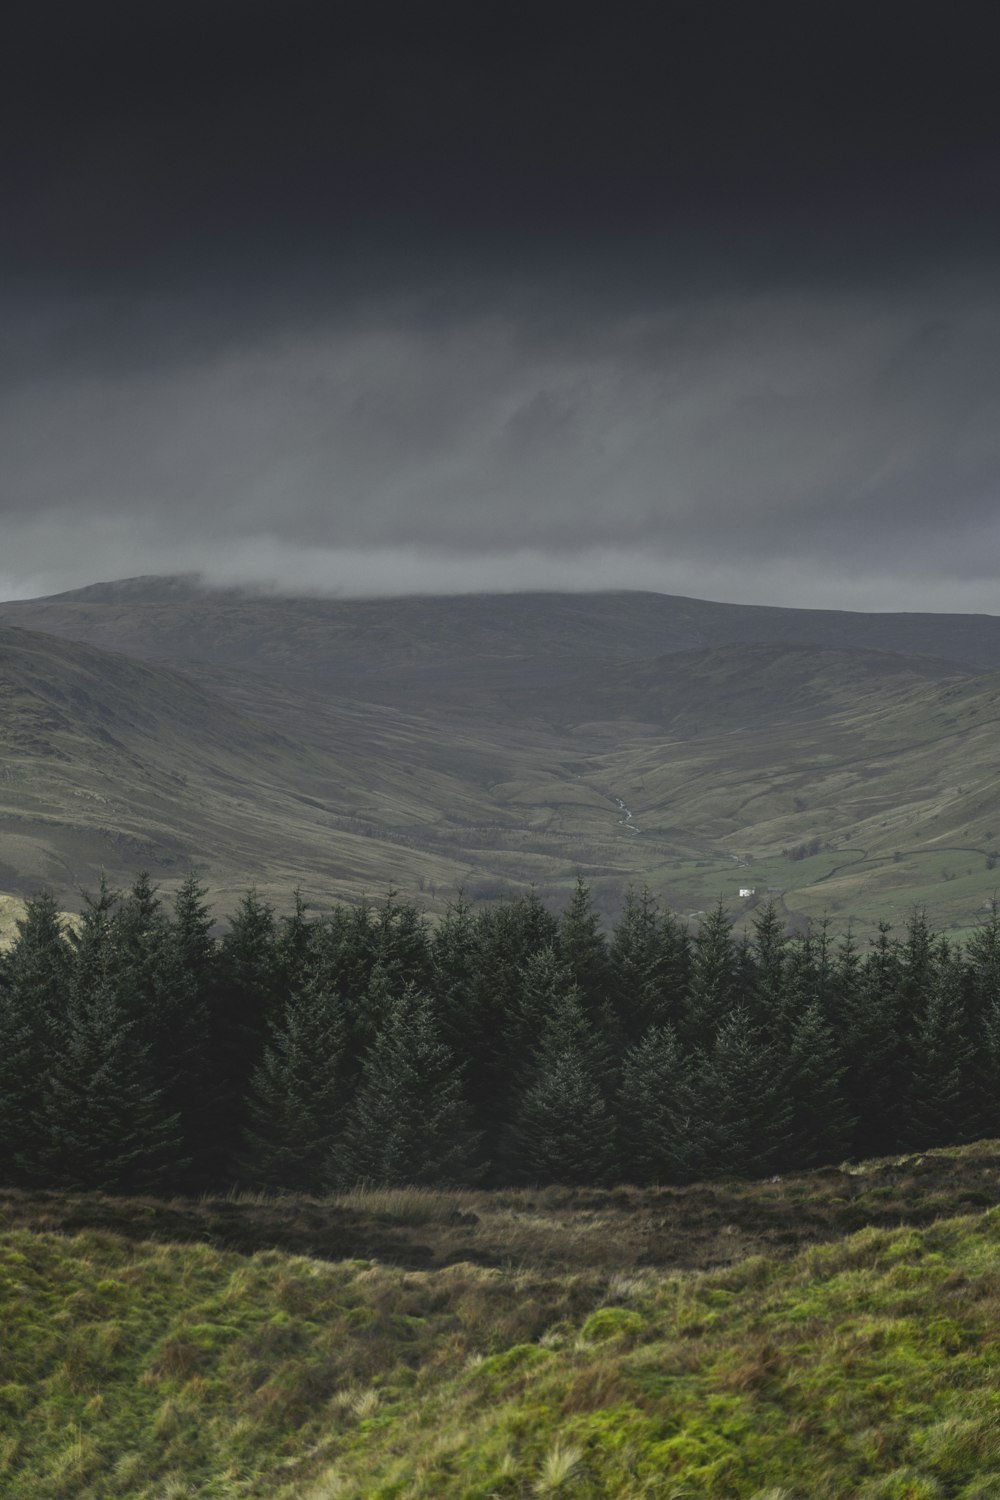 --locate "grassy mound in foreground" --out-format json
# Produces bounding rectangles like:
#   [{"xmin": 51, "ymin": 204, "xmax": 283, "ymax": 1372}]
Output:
[{"xmin": 4, "ymin": 1202, "xmax": 1000, "ymax": 1497}]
